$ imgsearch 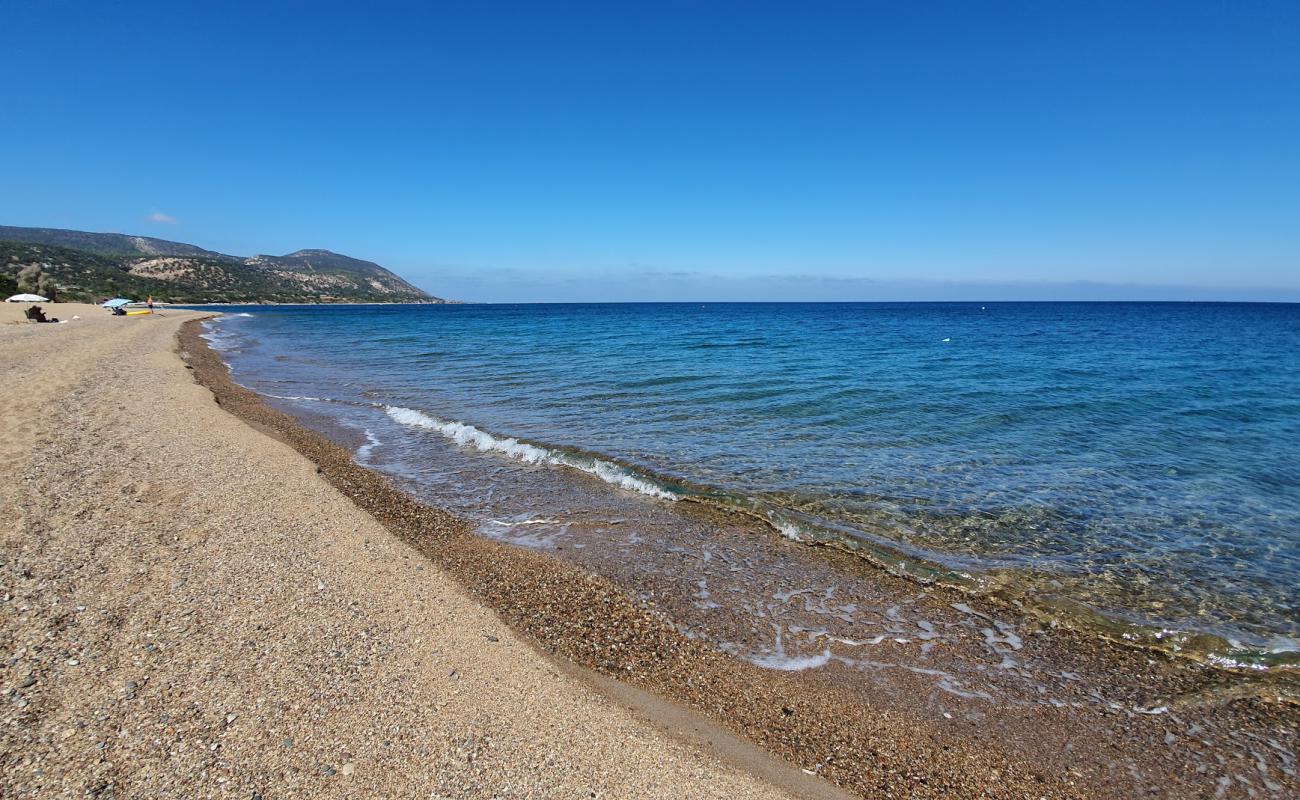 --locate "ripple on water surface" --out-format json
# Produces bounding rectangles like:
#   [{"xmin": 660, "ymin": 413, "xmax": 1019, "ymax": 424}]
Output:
[{"xmin": 201, "ymin": 302, "xmax": 1300, "ymax": 667}]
